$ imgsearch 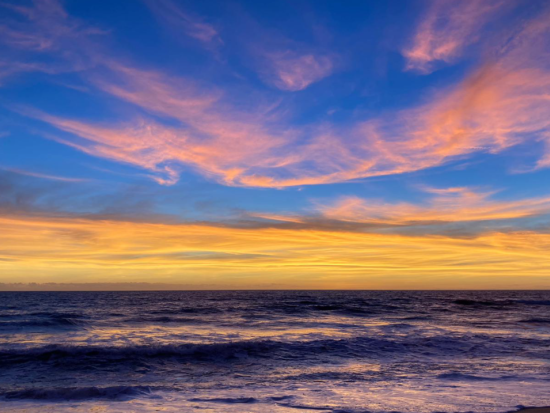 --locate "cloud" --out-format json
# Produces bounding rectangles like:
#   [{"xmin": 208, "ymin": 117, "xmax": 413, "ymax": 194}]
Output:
[
  {"xmin": 0, "ymin": 167, "xmax": 90, "ymax": 182},
  {"xmin": 260, "ymin": 51, "xmax": 334, "ymax": 91},
  {"xmin": 0, "ymin": 282, "xmax": 198, "ymax": 291},
  {"xmin": 246, "ymin": 186, "xmax": 550, "ymax": 239},
  {"xmin": 0, "ymin": 0, "xmax": 70, "ymax": 51},
  {"xmin": 27, "ymin": 63, "xmax": 293, "ymax": 186},
  {"xmin": 3, "ymin": 163, "xmax": 548, "ymax": 240},
  {"xmin": 0, "ymin": 0, "xmax": 105, "ymax": 51},
  {"xmin": 1, "ymin": 171, "xmax": 549, "ymax": 288},
  {"xmin": 232, "ymin": 45, "xmax": 550, "ymax": 187},
  {"xmin": 319, "ymin": 187, "xmax": 550, "ymax": 226},
  {"xmin": 1, "ymin": 210, "xmax": 550, "ymax": 289},
  {"xmin": 5, "ymin": 0, "xmax": 550, "ymax": 189},
  {"xmin": 0, "ymin": 0, "xmax": 105, "ymax": 83},
  {"xmin": 145, "ymin": 0, "xmax": 222, "ymax": 47},
  {"xmin": 30, "ymin": 49, "xmax": 550, "ymax": 188},
  {"xmin": 403, "ymin": 0, "xmax": 509, "ymax": 73}
]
